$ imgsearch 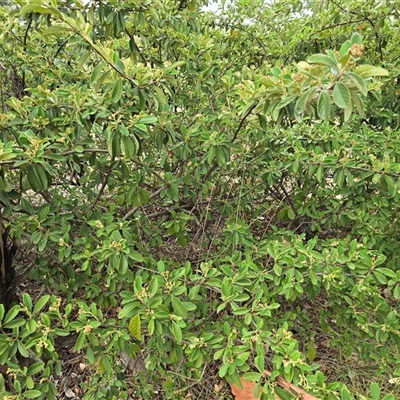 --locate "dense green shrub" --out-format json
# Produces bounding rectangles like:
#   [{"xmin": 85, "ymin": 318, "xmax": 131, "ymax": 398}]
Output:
[{"xmin": 0, "ymin": 0, "xmax": 399, "ymax": 399}]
